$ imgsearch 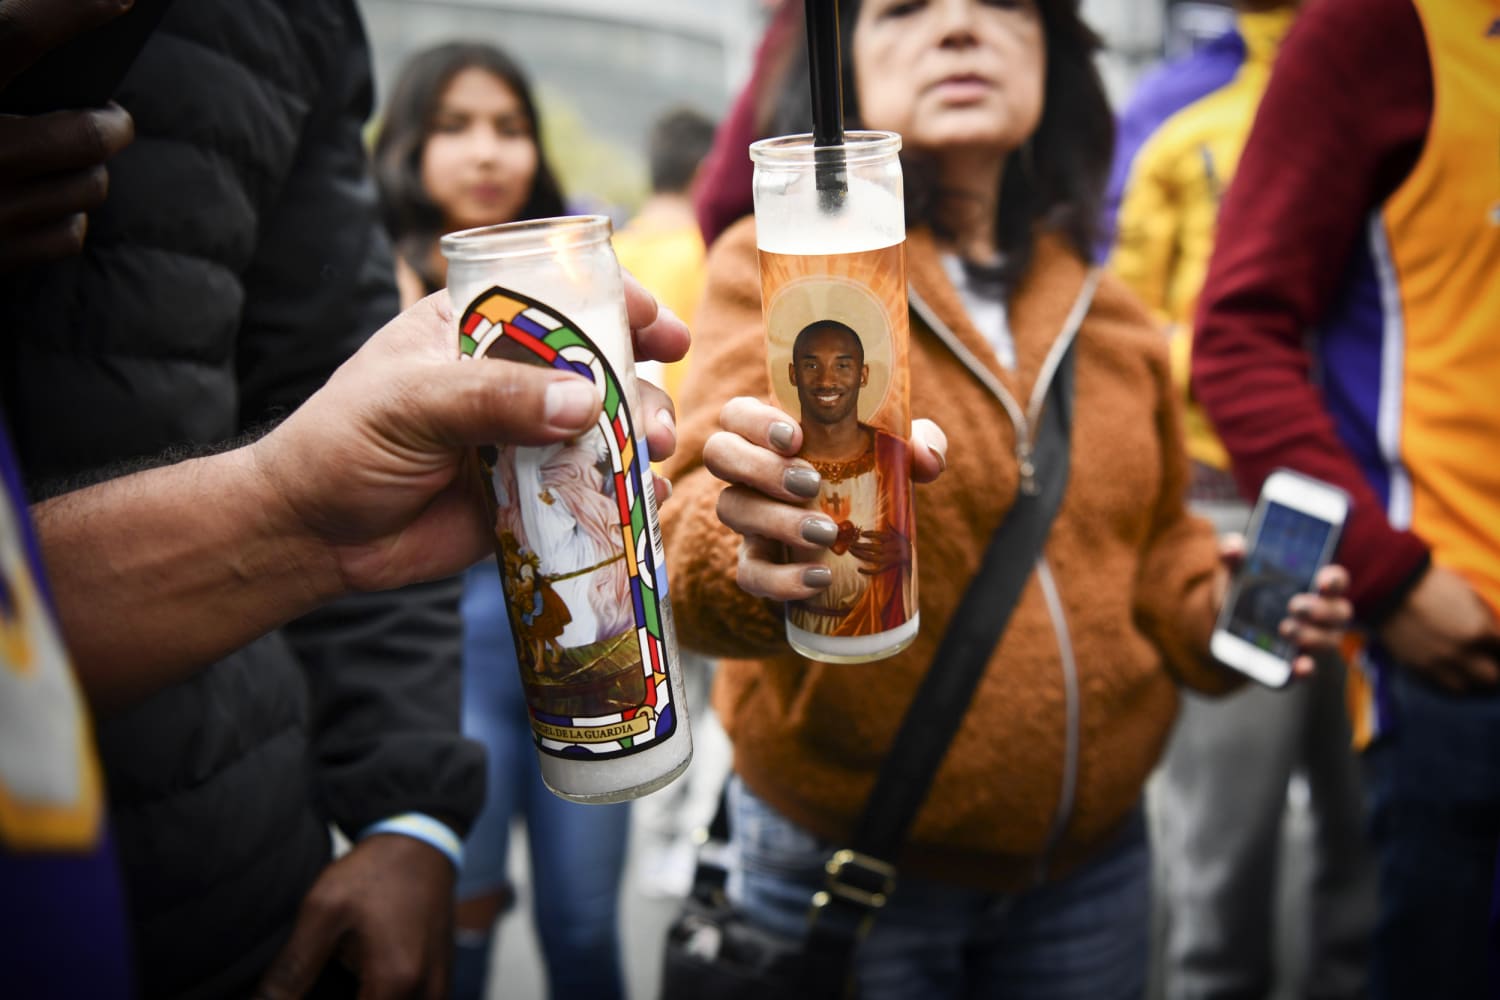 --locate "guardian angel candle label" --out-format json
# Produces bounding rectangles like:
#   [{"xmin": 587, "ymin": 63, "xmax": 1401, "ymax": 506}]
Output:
[{"xmin": 459, "ymin": 287, "xmax": 677, "ymax": 760}]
